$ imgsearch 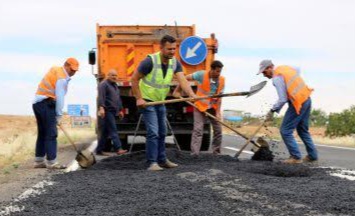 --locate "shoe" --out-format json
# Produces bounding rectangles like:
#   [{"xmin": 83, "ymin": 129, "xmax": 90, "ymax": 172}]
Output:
[
  {"xmin": 34, "ymin": 162, "xmax": 46, "ymax": 169},
  {"xmin": 282, "ymin": 157, "xmax": 302, "ymax": 164},
  {"xmin": 147, "ymin": 163, "xmax": 164, "ymax": 171},
  {"xmin": 116, "ymin": 149, "xmax": 128, "ymax": 155},
  {"xmin": 303, "ymin": 156, "xmax": 318, "ymax": 163},
  {"xmin": 96, "ymin": 151, "xmax": 112, "ymax": 156},
  {"xmin": 159, "ymin": 159, "xmax": 178, "ymax": 168},
  {"xmin": 46, "ymin": 162, "xmax": 67, "ymax": 169}
]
